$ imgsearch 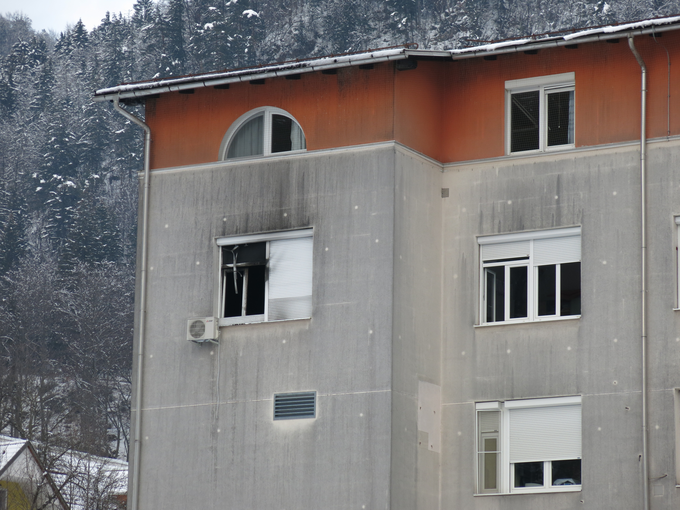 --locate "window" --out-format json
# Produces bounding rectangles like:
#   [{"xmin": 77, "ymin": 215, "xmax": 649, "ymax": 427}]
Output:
[
  {"xmin": 506, "ymin": 73, "xmax": 575, "ymax": 154},
  {"xmin": 217, "ymin": 229, "xmax": 313, "ymax": 326},
  {"xmin": 220, "ymin": 107, "xmax": 306, "ymax": 160},
  {"xmin": 476, "ymin": 396, "xmax": 582, "ymax": 494},
  {"xmin": 479, "ymin": 227, "xmax": 581, "ymax": 325}
]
